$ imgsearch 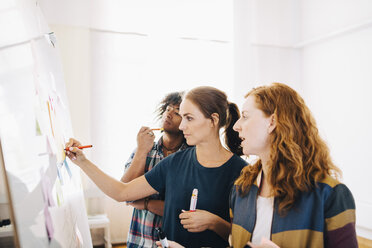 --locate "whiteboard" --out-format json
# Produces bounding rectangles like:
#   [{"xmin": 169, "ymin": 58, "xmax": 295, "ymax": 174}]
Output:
[{"xmin": 0, "ymin": 1, "xmax": 92, "ymax": 247}]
